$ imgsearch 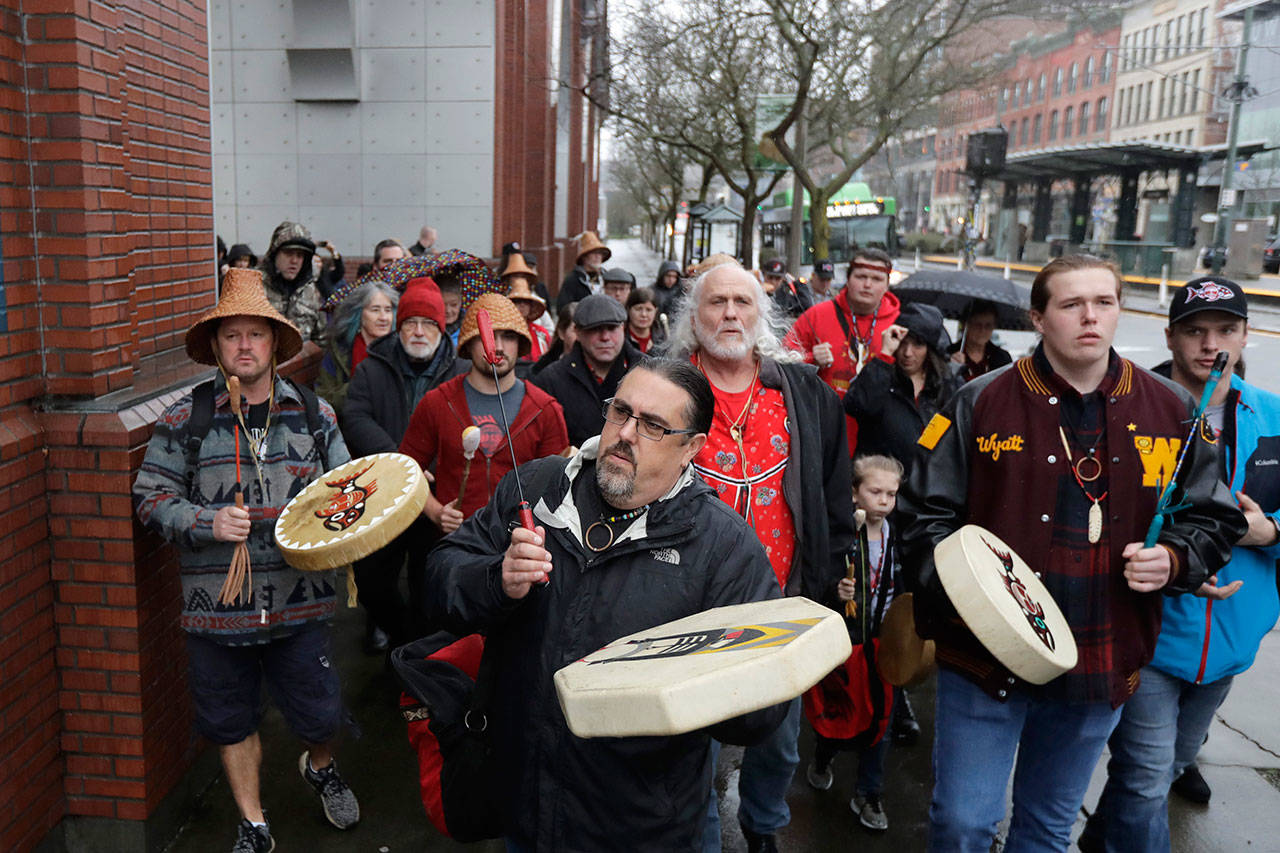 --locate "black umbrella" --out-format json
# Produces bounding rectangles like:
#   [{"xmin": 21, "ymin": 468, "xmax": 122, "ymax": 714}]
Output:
[{"xmin": 893, "ymin": 269, "xmax": 1034, "ymax": 331}]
